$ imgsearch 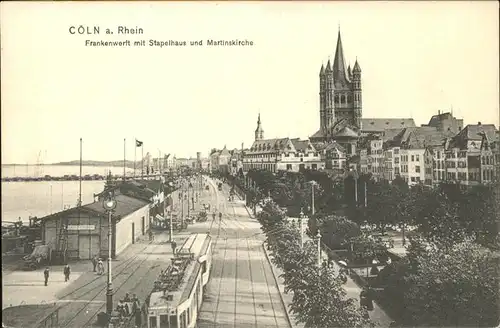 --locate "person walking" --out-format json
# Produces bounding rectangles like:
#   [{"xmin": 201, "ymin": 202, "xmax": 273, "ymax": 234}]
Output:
[
  {"xmin": 171, "ymin": 240, "xmax": 177, "ymax": 255},
  {"xmin": 149, "ymin": 229, "xmax": 154, "ymax": 242},
  {"xmin": 91, "ymin": 255, "xmax": 98, "ymax": 272},
  {"xmin": 212, "ymin": 212, "xmax": 216, "ymax": 221},
  {"xmin": 63, "ymin": 264, "xmax": 71, "ymax": 282},
  {"xmin": 43, "ymin": 267, "xmax": 50, "ymax": 286},
  {"xmin": 219, "ymin": 212, "xmax": 222, "ymax": 221}
]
